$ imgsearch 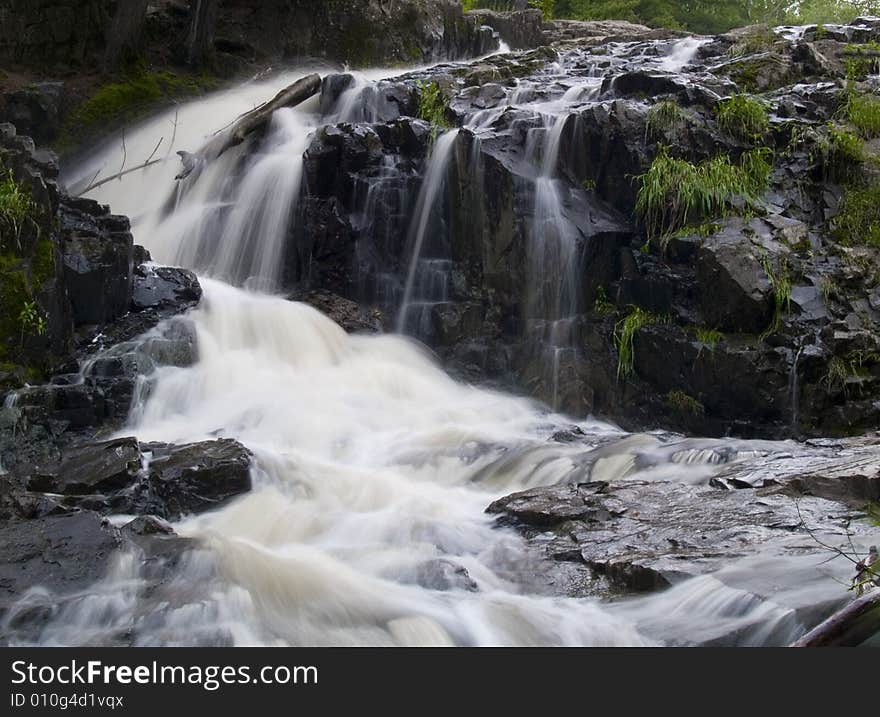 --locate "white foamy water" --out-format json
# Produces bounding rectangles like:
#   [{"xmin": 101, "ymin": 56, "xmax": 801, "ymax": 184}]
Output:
[{"xmin": 32, "ymin": 44, "xmax": 877, "ymax": 647}]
